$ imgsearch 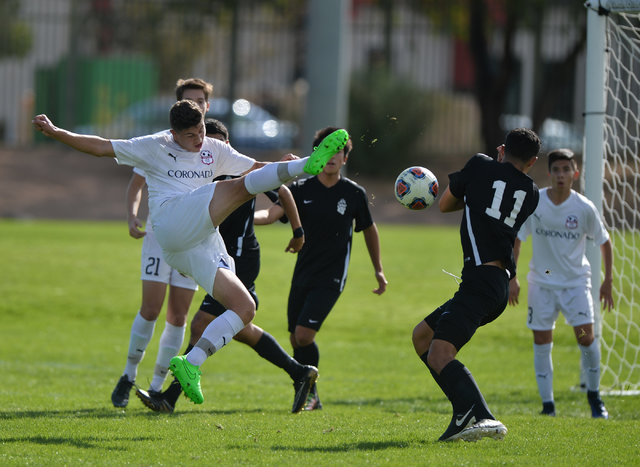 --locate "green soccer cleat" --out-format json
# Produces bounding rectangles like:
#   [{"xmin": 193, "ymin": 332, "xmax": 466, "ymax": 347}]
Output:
[
  {"xmin": 303, "ymin": 129, "xmax": 350, "ymax": 175},
  {"xmin": 169, "ymin": 355, "xmax": 204, "ymax": 404}
]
